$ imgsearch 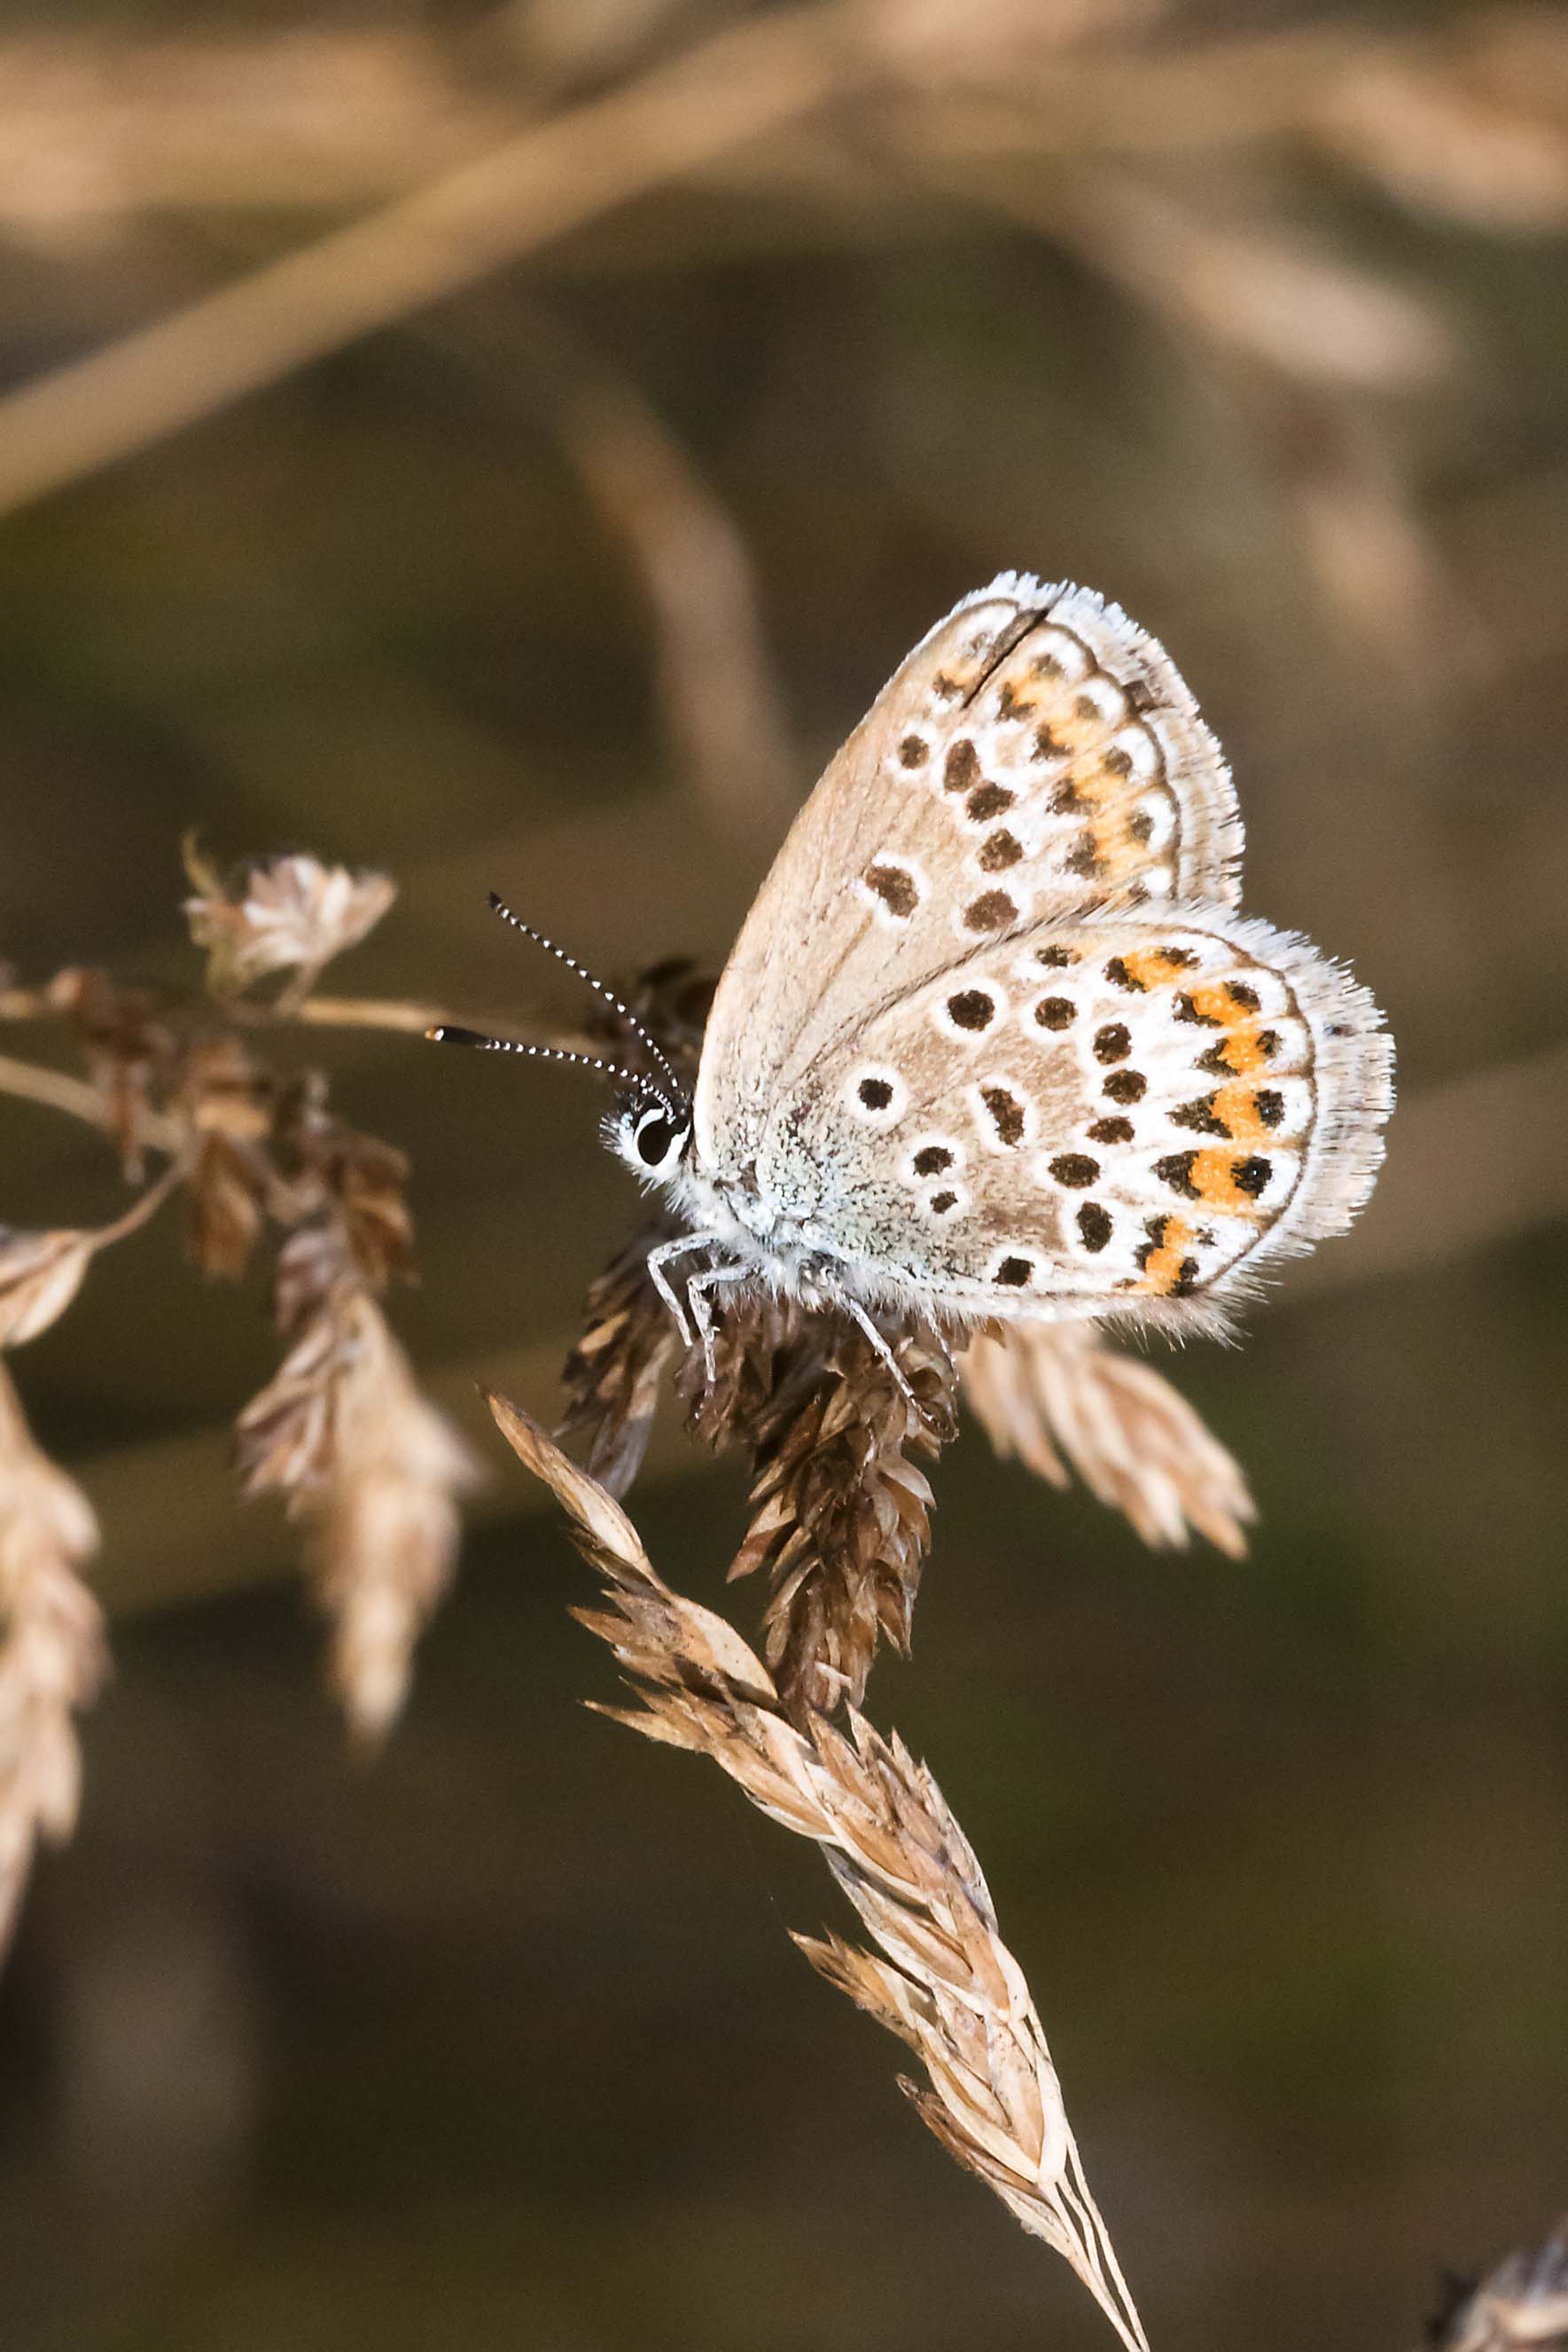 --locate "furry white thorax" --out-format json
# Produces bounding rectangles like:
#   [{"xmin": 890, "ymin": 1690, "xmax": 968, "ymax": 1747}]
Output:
[{"xmin": 628, "ymin": 1137, "xmax": 840, "ymax": 1306}]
